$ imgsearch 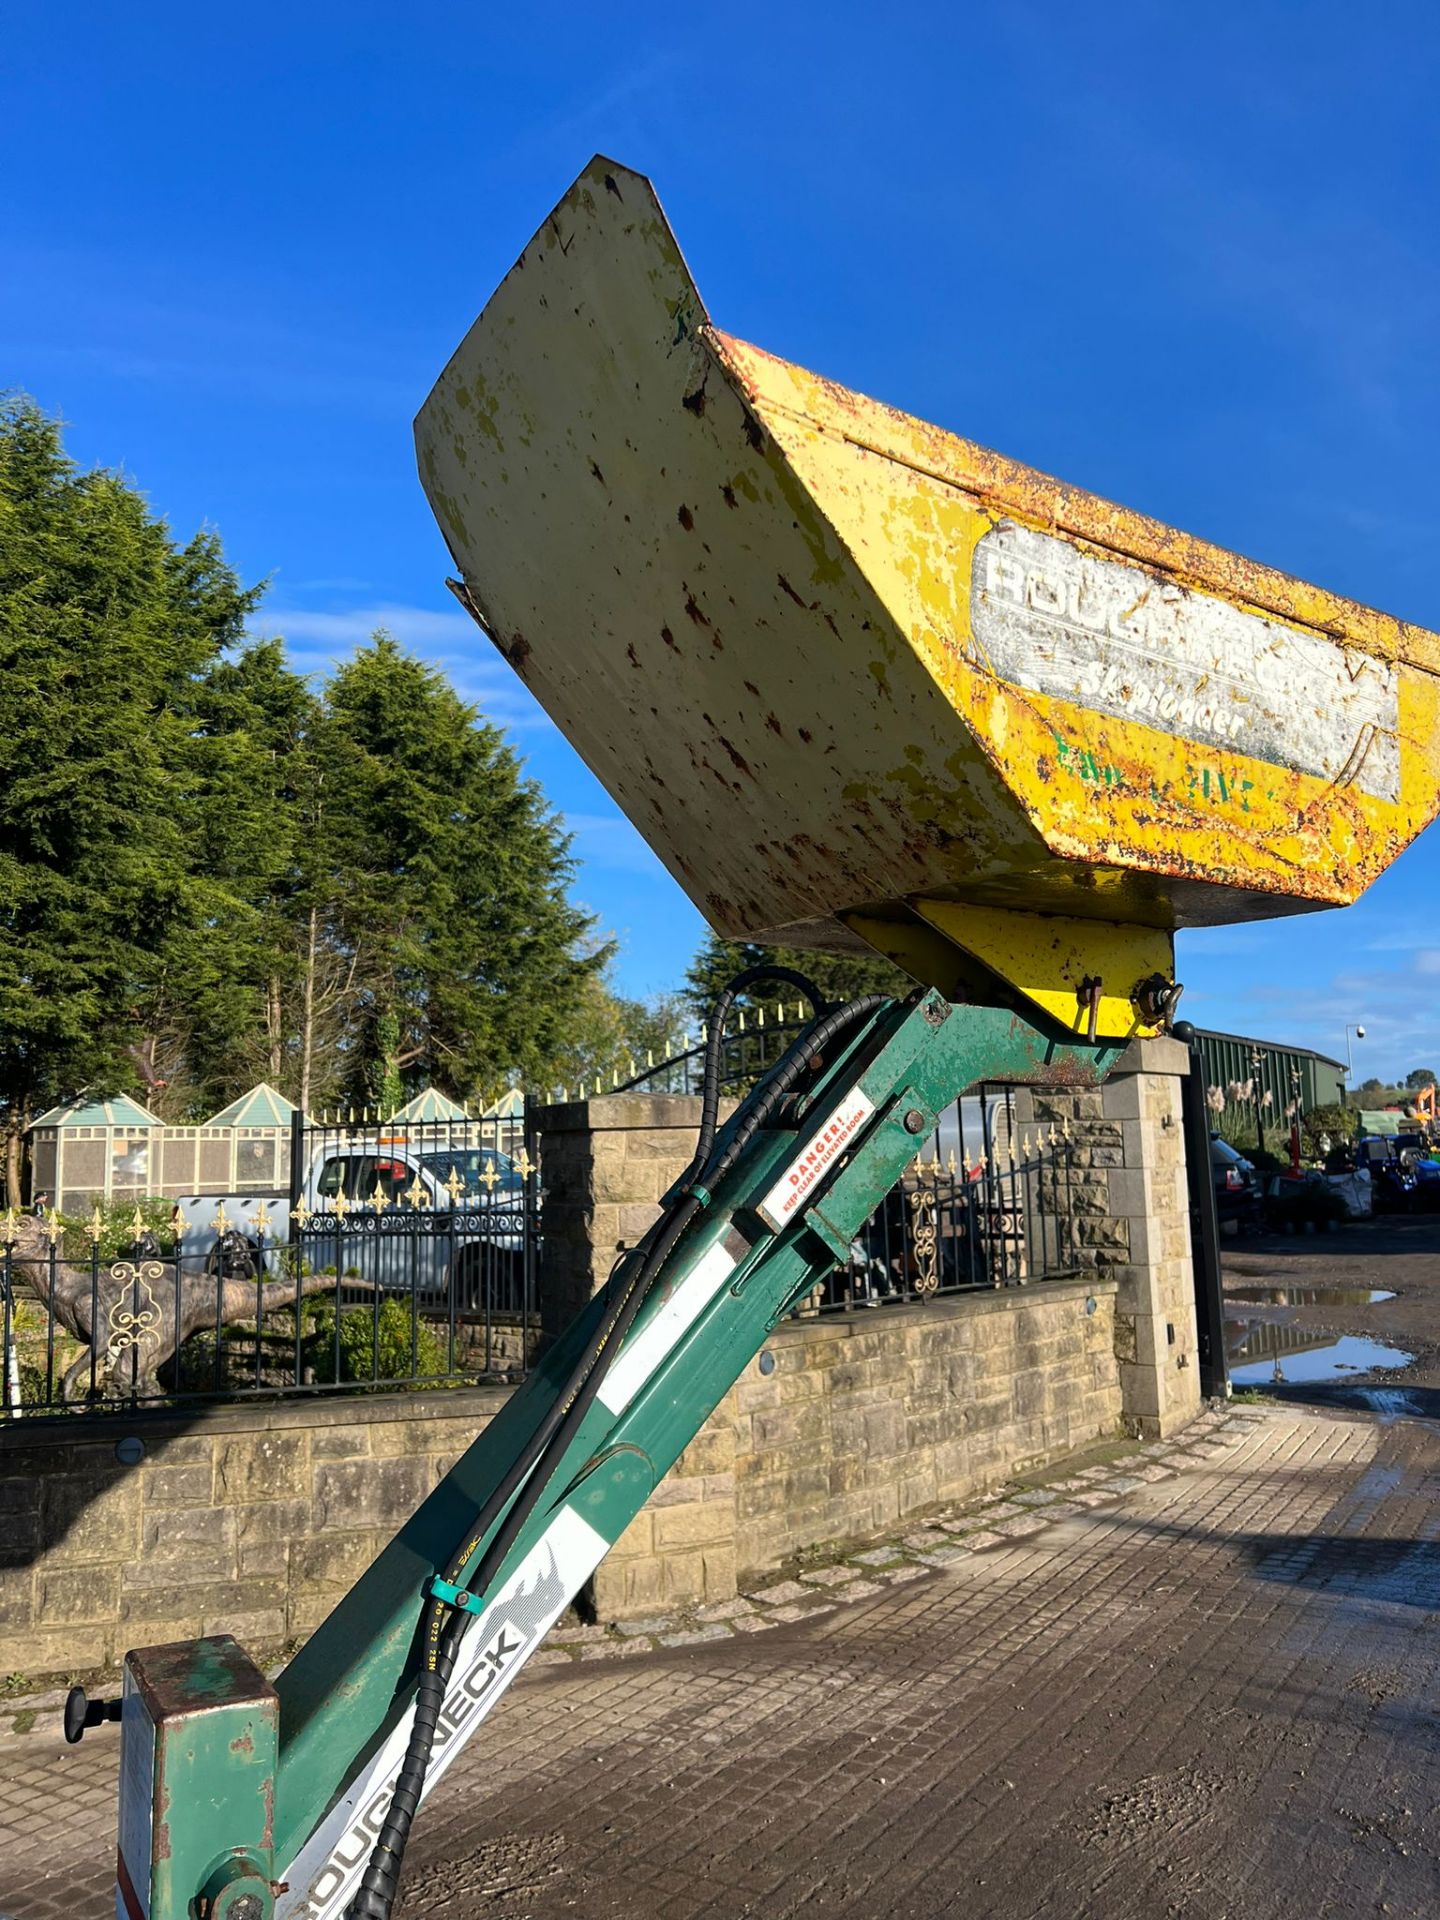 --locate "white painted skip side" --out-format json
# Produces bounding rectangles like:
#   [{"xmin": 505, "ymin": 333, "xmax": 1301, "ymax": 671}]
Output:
[{"xmin": 971, "ymin": 521, "xmax": 1400, "ymax": 801}]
